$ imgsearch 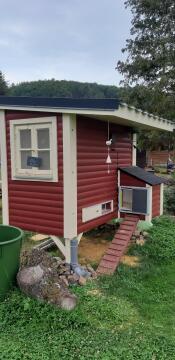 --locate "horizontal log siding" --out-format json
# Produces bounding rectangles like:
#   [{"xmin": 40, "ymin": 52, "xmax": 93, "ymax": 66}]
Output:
[
  {"xmin": 5, "ymin": 110, "xmax": 63, "ymax": 236},
  {"xmin": 120, "ymin": 172, "xmax": 146, "ymax": 187},
  {"xmin": 152, "ymin": 185, "xmax": 161, "ymax": 218},
  {"xmin": 77, "ymin": 116, "xmax": 132, "ymax": 233}
]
